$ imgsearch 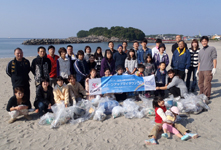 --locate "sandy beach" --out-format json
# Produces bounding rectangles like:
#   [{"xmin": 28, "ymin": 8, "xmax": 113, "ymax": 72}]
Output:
[{"xmin": 0, "ymin": 42, "xmax": 221, "ymax": 150}]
